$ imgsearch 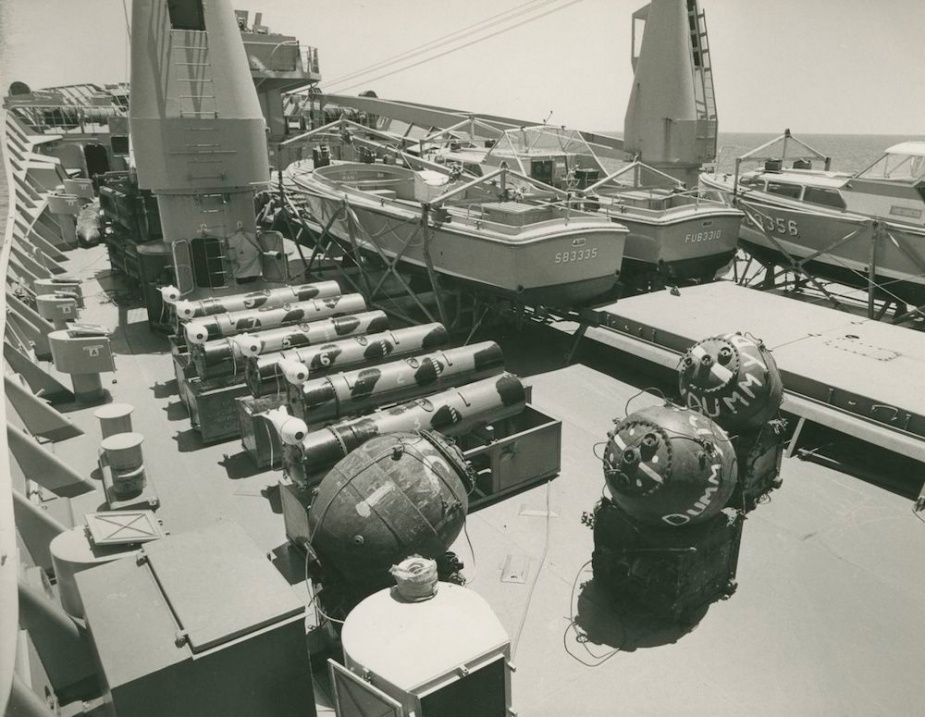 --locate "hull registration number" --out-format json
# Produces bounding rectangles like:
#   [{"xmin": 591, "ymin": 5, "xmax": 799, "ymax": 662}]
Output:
[
  {"xmin": 761, "ymin": 216, "xmax": 800, "ymax": 236},
  {"xmin": 555, "ymin": 248, "xmax": 598, "ymax": 264},
  {"xmin": 685, "ymin": 229, "xmax": 723, "ymax": 244}
]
